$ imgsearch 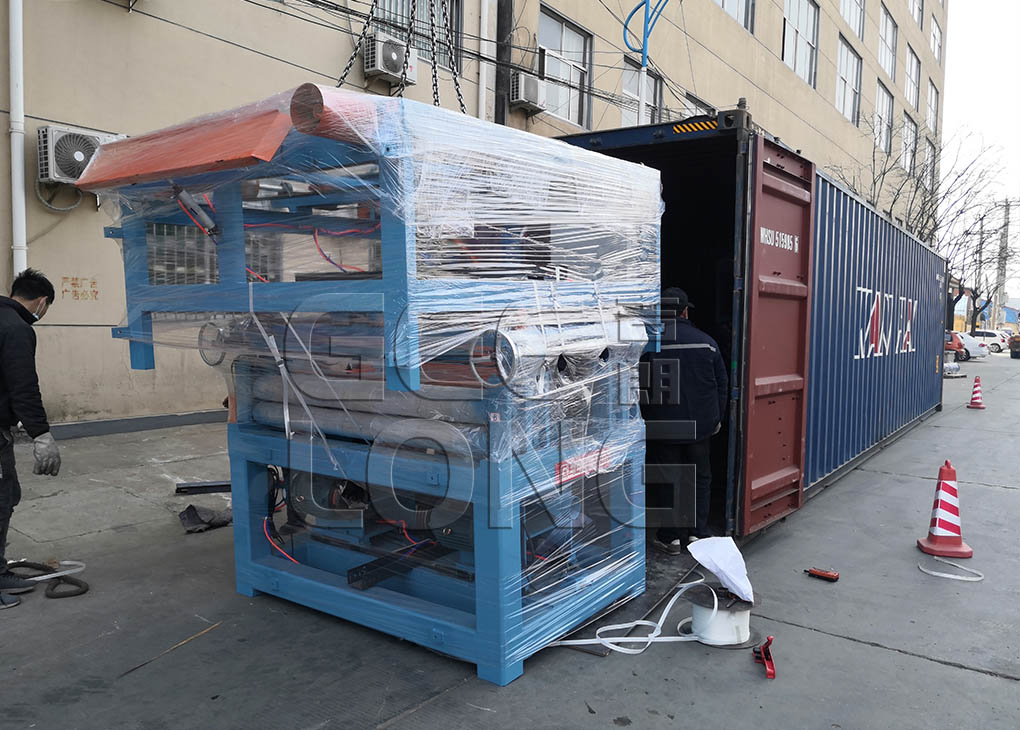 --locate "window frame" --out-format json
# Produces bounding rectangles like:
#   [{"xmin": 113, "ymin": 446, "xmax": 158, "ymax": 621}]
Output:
[
  {"xmin": 712, "ymin": 0, "xmax": 756, "ymax": 32},
  {"xmin": 621, "ymin": 57, "xmax": 664, "ymax": 127},
  {"xmin": 927, "ymin": 80, "xmax": 939, "ymax": 133},
  {"xmin": 930, "ymin": 16, "xmax": 943, "ymax": 64},
  {"xmin": 901, "ymin": 113, "xmax": 918, "ymax": 173},
  {"xmin": 840, "ymin": 0, "xmax": 865, "ymax": 39},
  {"xmin": 924, "ymin": 137, "xmax": 938, "ymax": 189},
  {"xmin": 910, "ymin": 0, "xmax": 924, "ymax": 29},
  {"xmin": 905, "ymin": 45, "xmax": 921, "ymax": 111},
  {"xmin": 835, "ymin": 35, "xmax": 863, "ymax": 125},
  {"xmin": 783, "ymin": 0, "xmax": 820, "ymax": 88},
  {"xmin": 875, "ymin": 81, "xmax": 894, "ymax": 154},
  {"xmin": 878, "ymin": 4, "xmax": 898, "ymax": 81},
  {"xmin": 377, "ymin": 0, "xmax": 463, "ymax": 71},
  {"xmin": 538, "ymin": 7, "xmax": 594, "ymax": 128}
]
